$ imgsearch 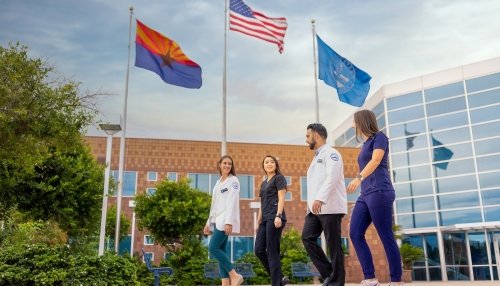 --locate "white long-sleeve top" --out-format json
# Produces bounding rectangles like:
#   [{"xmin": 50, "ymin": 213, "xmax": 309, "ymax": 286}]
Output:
[
  {"xmin": 306, "ymin": 144, "xmax": 348, "ymax": 214},
  {"xmin": 206, "ymin": 175, "xmax": 241, "ymax": 233}
]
